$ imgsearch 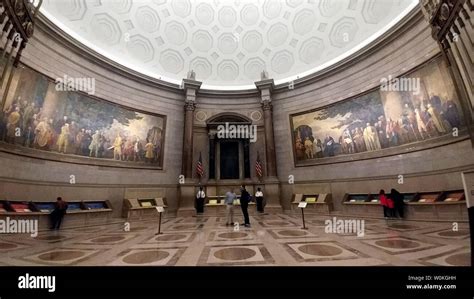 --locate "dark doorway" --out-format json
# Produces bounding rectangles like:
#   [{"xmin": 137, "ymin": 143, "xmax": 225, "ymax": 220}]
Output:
[{"xmin": 220, "ymin": 141, "xmax": 239, "ymax": 179}]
